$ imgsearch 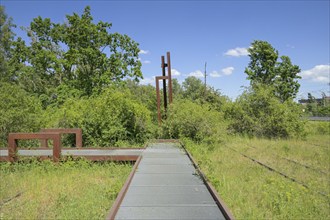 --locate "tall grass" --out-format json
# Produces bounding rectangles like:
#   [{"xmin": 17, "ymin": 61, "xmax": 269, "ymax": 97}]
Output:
[{"xmin": 0, "ymin": 159, "xmax": 131, "ymax": 219}]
